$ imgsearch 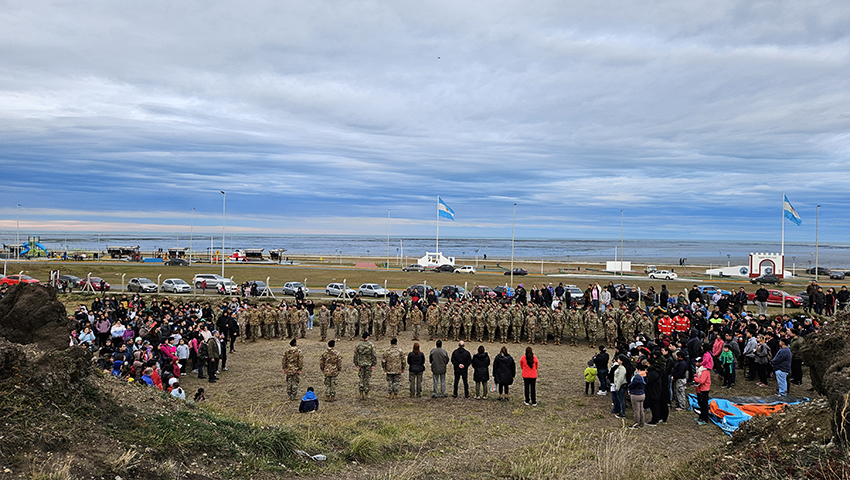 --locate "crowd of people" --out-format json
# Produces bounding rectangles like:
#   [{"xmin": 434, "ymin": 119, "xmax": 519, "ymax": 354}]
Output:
[{"xmin": 55, "ymin": 276, "xmax": 830, "ymax": 428}]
